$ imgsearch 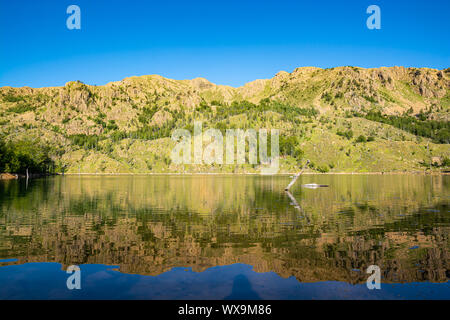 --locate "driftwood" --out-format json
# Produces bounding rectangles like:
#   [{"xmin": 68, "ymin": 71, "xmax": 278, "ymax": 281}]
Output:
[{"xmin": 285, "ymin": 160, "xmax": 310, "ymax": 191}]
